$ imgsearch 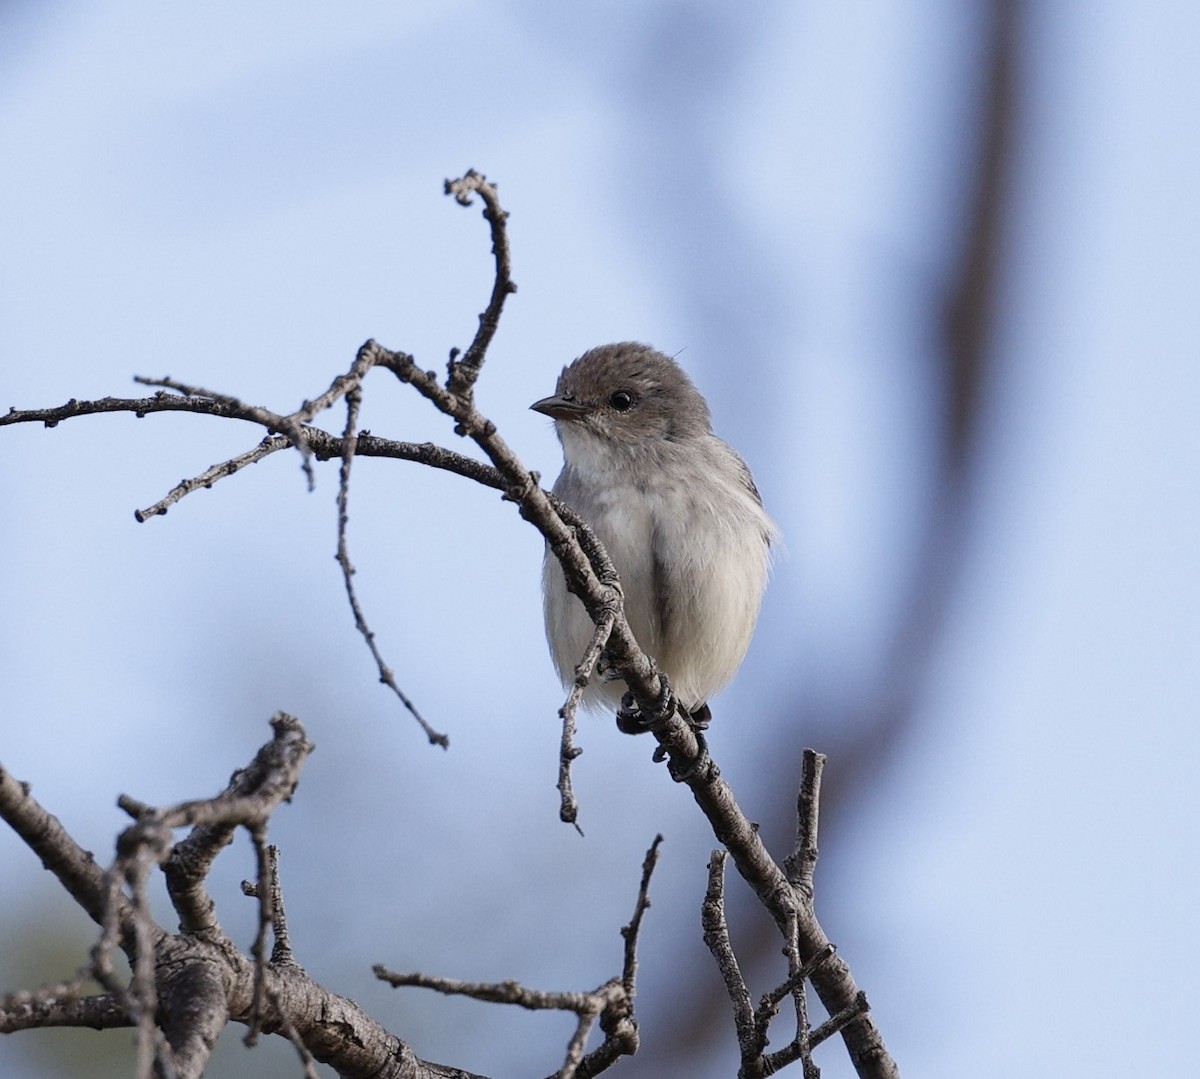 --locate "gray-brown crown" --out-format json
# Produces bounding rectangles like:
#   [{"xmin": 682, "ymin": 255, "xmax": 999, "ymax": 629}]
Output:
[{"xmin": 531, "ymin": 342, "xmax": 712, "ymax": 444}]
